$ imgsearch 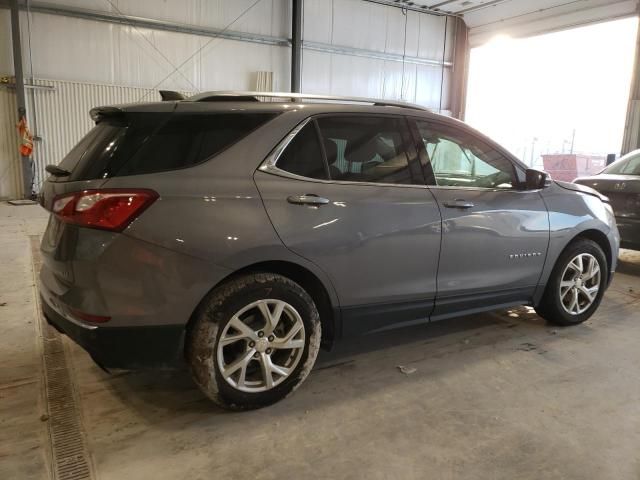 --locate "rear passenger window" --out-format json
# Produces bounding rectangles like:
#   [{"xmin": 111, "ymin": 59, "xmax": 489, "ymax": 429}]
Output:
[
  {"xmin": 115, "ymin": 113, "xmax": 276, "ymax": 176},
  {"xmin": 316, "ymin": 116, "xmax": 414, "ymax": 185},
  {"xmin": 276, "ymin": 123, "xmax": 328, "ymax": 179}
]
